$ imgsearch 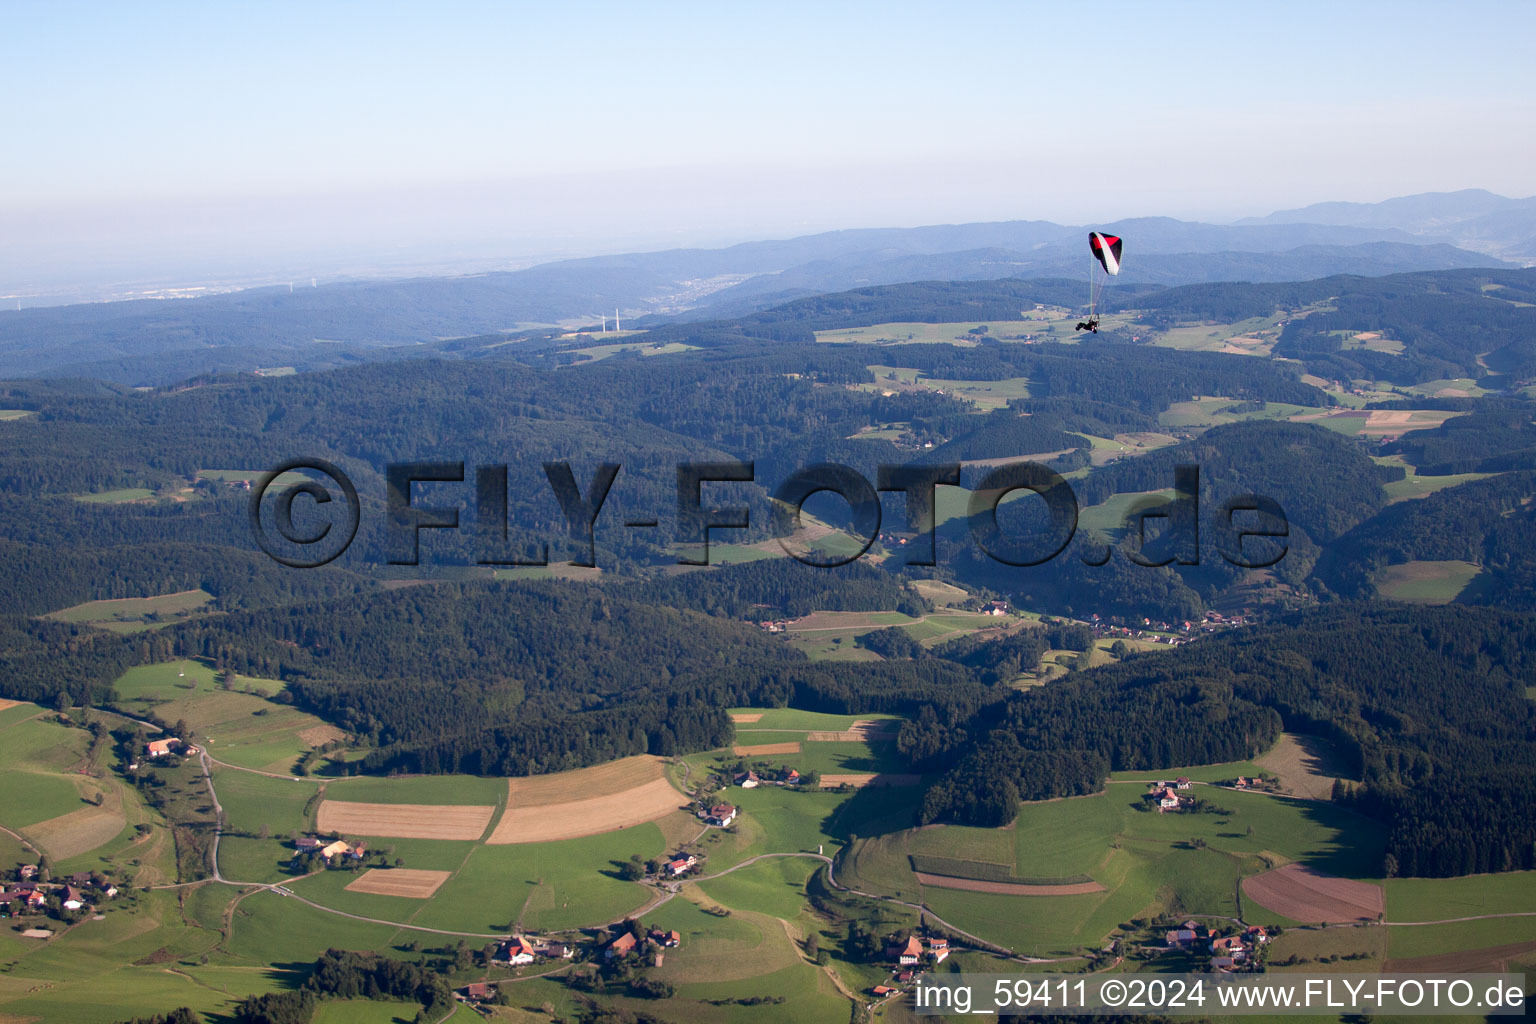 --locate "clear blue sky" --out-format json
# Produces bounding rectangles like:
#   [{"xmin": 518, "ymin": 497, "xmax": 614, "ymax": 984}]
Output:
[{"xmin": 2, "ymin": 1, "xmax": 1532, "ymax": 295}]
